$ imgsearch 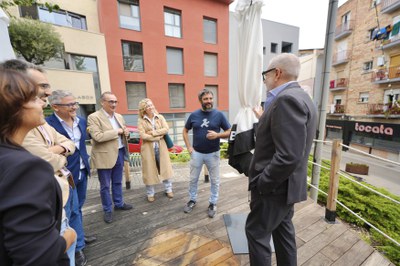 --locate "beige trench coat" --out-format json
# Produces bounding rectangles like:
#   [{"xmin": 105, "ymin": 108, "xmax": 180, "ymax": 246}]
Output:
[{"xmin": 138, "ymin": 114, "xmax": 173, "ymax": 185}]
